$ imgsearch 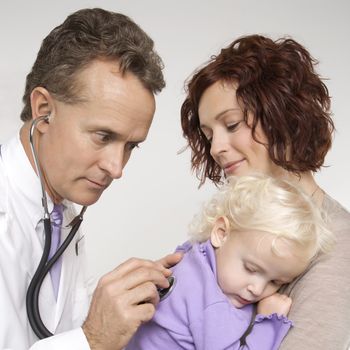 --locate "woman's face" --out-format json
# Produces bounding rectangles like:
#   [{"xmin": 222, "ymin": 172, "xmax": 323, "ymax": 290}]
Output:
[{"xmin": 198, "ymin": 81, "xmax": 282, "ymax": 177}]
